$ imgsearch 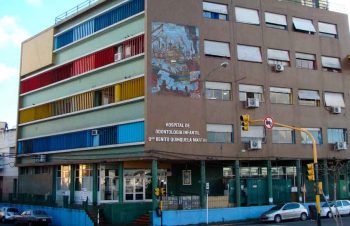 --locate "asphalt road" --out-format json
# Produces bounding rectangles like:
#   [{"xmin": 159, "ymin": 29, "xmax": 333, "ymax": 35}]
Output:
[{"xmin": 243, "ymin": 217, "xmax": 350, "ymax": 226}]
